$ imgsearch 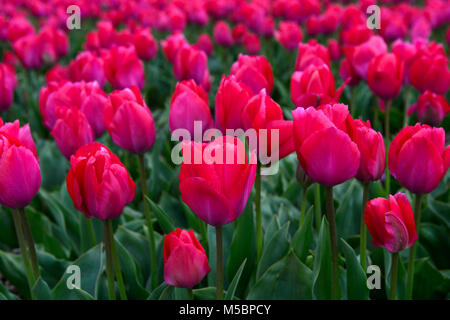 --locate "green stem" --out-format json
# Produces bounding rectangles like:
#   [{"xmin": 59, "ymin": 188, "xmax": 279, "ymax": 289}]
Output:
[
  {"xmin": 12, "ymin": 209, "xmax": 35, "ymax": 298},
  {"xmin": 215, "ymin": 226, "xmax": 223, "ymax": 300},
  {"xmin": 187, "ymin": 288, "xmax": 194, "ymax": 300},
  {"xmin": 384, "ymin": 100, "xmax": 391, "ymax": 194},
  {"xmin": 403, "ymin": 86, "xmax": 411, "ymax": 128},
  {"xmin": 360, "ymin": 183, "xmax": 370, "ymax": 271},
  {"xmin": 350, "ymin": 86, "xmax": 356, "ymax": 118},
  {"xmin": 325, "ymin": 186, "xmax": 339, "ymax": 300},
  {"xmin": 103, "ymin": 220, "xmax": 116, "ymax": 300},
  {"xmin": 390, "ymin": 252, "xmax": 399, "ymax": 300},
  {"xmin": 138, "ymin": 153, "xmax": 157, "ymax": 289},
  {"xmin": 255, "ymin": 162, "xmax": 262, "ymax": 262},
  {"xmin": 299, "ymin": 187, "xmax": 307, "ymax": 228},
  {"xmin": 405, "ymin": 193, "xmax": 423, "ymax": 300},
  {"xmin": 314, "ymin": 183, "xmax": 321, "ymax": 232},
  {"xmin": 107, "ymin": 220, "xmax": 127, "ymax": 300},
  {"xmin": 18, "ymin": 208, "xmax": 40, "ymax": 280},
  {"xmin": 87, "ymin": 219, "xmax": 96, "ymax": 247}
]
